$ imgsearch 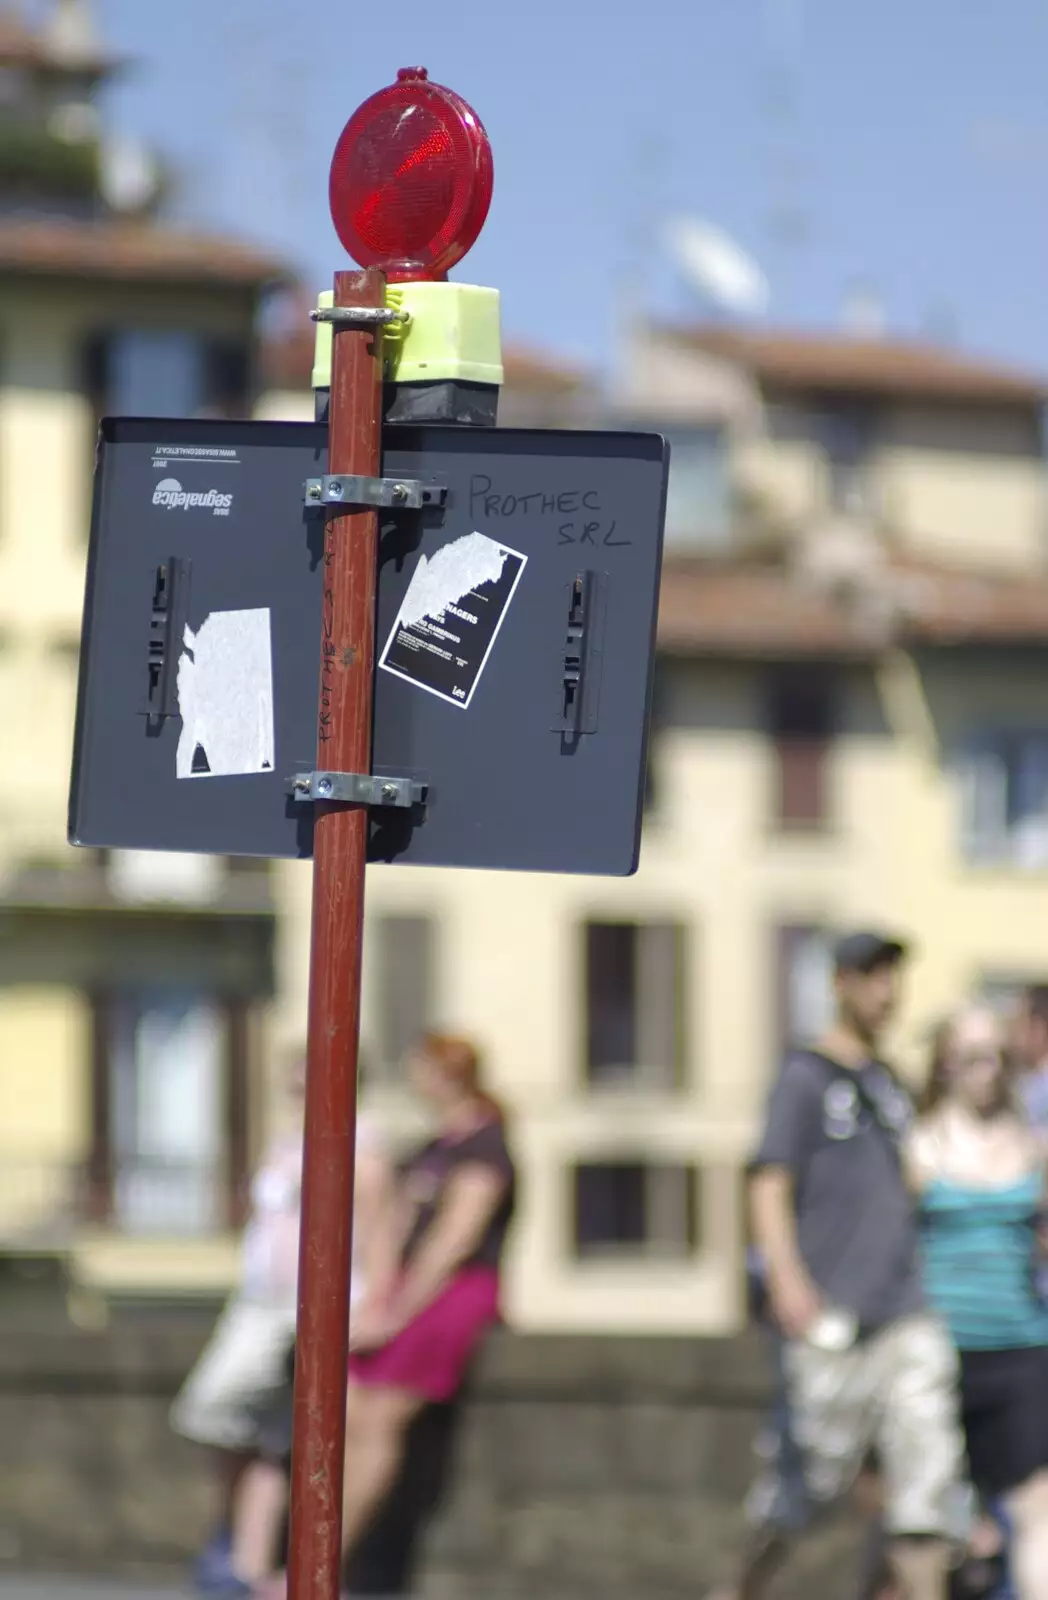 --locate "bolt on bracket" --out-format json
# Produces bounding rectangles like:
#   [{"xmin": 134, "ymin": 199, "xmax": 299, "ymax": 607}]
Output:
[
  {"xmin": 289, "ymin": 771, "xmax": 427, "ymax": 809},
  {"xmin": 310, "ymin": 305, "xmax": 410, "ymax": 329},
  {"xmin": 303, "ymin": 475, "xmax": 446, "ymax": 511}
]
